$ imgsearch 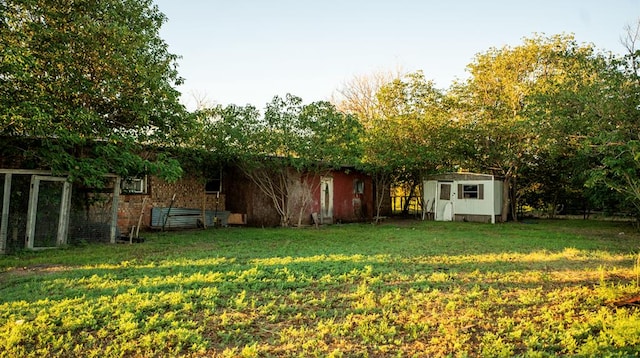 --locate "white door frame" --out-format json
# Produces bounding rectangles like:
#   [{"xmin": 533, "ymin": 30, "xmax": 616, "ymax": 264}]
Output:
[
  {"xmin": 0, "ymin": 173, "xmax": 11, "ymax": 254},
  {"xmin": 25, "ymin": 175, "xmax": 72, "ymax": 249},
  {"xmin": 320, "ymin": 176, "xmax": 333, "ymax": 224},
  {"xmin": 435, "ymin": 181, "xmax": 455, "ymax": 221}
]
